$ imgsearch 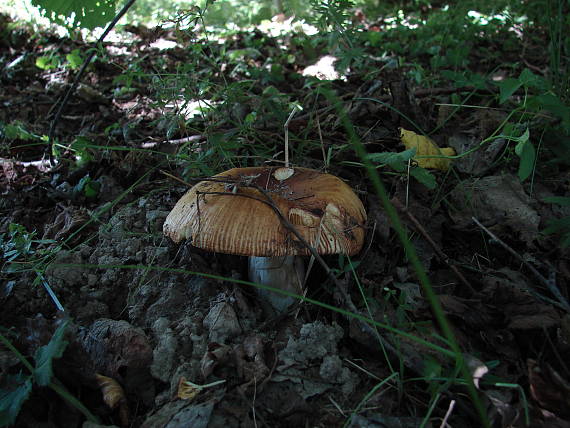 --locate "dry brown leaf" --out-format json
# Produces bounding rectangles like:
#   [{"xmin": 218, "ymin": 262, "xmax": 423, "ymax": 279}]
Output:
[
  {"xmin": 528, "ymin": 359, "xmax": 570, "ymax": 418},
  {"xmin": 201, "ymin": 343, "xmax": 232, "ymax": 378}
]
